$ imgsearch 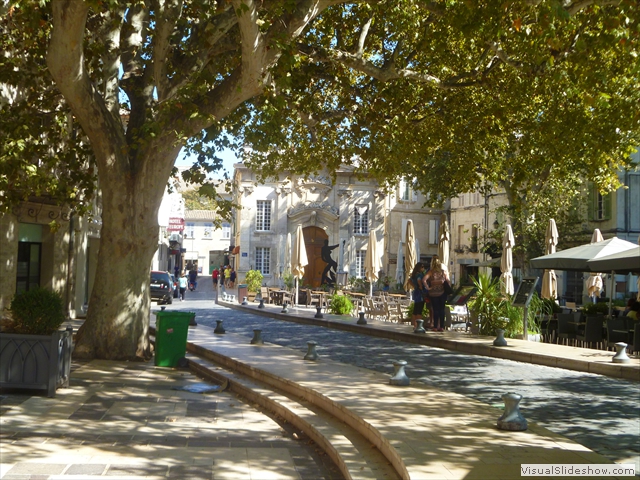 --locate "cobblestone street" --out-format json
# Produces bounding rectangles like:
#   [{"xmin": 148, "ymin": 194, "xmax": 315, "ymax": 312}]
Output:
[{"xmin": 190, "ymin": 300, "xmax": 640, "ymax": 474}]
